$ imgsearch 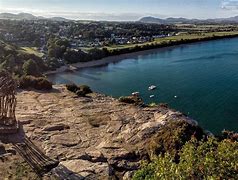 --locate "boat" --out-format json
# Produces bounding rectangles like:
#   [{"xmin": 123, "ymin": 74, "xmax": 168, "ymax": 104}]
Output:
[
  {"xmin": 132, "ymin": 92, "xmax": 140, "ymax": 96},
  {"xmin": 148, "ymin": 85, "xmax": 157, "ymax": 91},
  {"xmin": 150, "ymin": 95, "xmax": 155, "ymax": 98}
]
